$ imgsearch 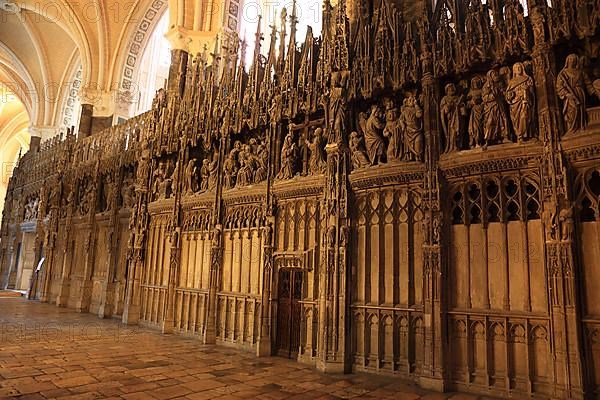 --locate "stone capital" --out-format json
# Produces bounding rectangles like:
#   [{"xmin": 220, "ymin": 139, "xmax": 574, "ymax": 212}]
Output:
[
  {"xmin": 29, "ymin": 125, "xmax": 58, "ymax": 140},
  {"xmin": 165, "ymin": 27, "xmax": 221, "ymax": 56},
  {"xmin": 78, "ymin": 86, "xmax": 116, "ymax": 117}
]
